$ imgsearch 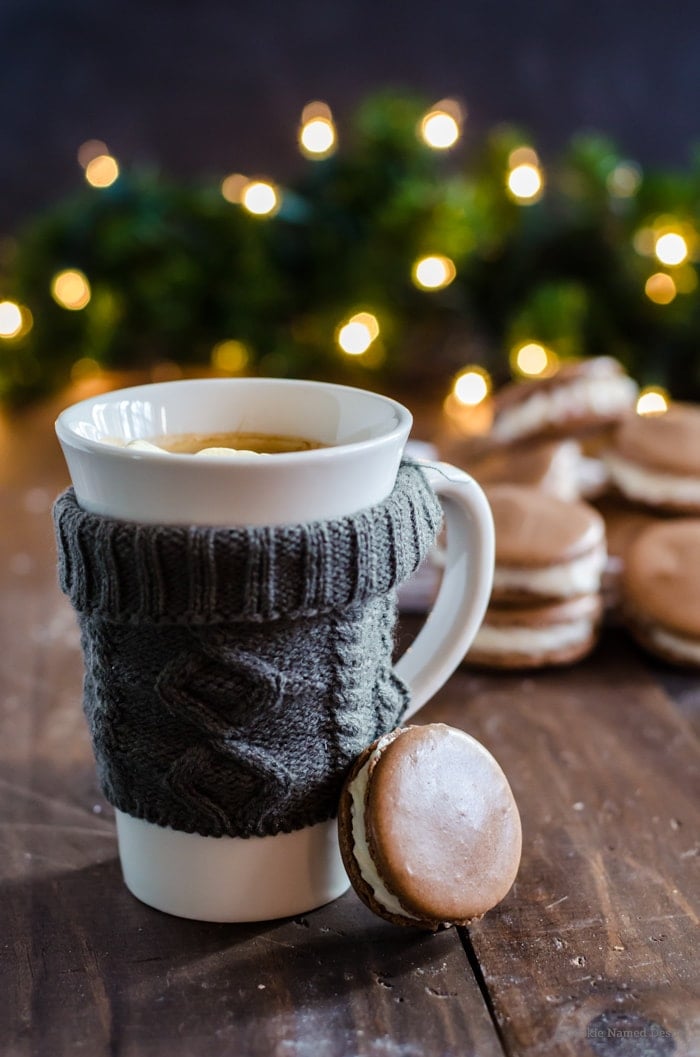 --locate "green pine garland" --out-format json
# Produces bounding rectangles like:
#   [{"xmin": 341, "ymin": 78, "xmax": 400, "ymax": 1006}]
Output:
[{"xmin": 2, "ymin": 90, "xmax": 700, "ymax": 406}]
